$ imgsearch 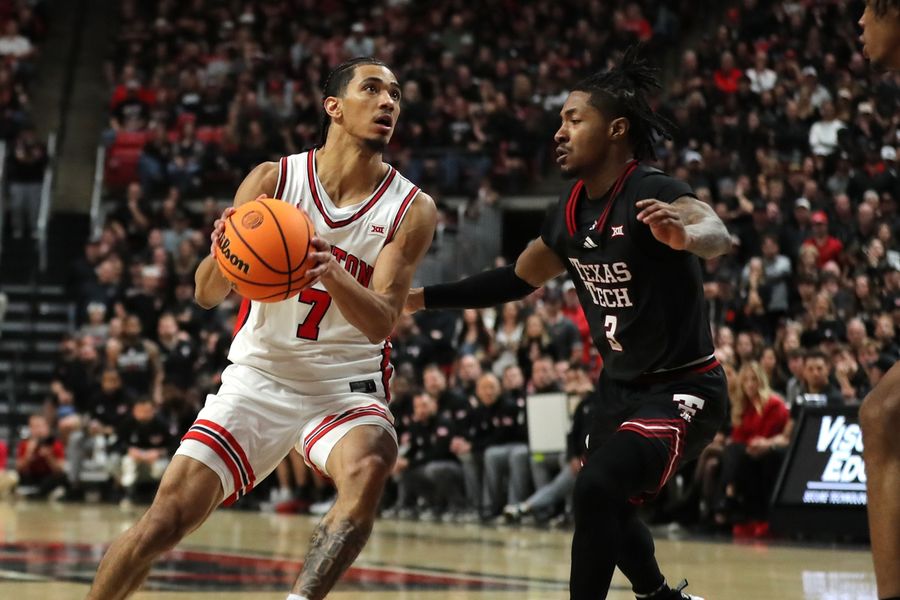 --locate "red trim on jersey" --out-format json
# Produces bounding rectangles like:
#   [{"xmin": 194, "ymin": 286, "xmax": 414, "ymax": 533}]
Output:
[
  {"xmin": 564, "ymin": 180, "xmax": 585, "ymax": 236},
  {"xmin": 303, "ymin": 406, "xmax": 392, "ymax": 469},
  {"xmin": 565, "ymin": 159, "xmax": 639, "ymax": 237},
  {"xmin": 693, "ymin": 358, "xmax": 720, "ymax": 374},
  {"xmin": 182, "ymin": 430, "xmax": 243, "ymax": 505},
  {"xmin": 306, "ymin": 149, "xmax": 397, "ymax": 228},
  {"xmin": 386, "ymin": 186, "xmax": 419, "ymax": 243},
  {"xmin": 381, "ymin": 338, "xmax": 393, "ymax": 401},
  {"xmin": 195, "ymin": 419, "xmax": 256, "ymax": 492},
  {"xmin": 303, "ymin": 413, "xmax": 342, "ymax": 451},
  {"xmin": 302, "ymin": 403, "xmax": 389, "ymax": 455},
  {"xmin": 232, "ymin": 298, "xmax": 251, "ymax": 338},
  {"xmin": 275, "ymin": 156, "xmax": 288, "ymax": 199}
]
